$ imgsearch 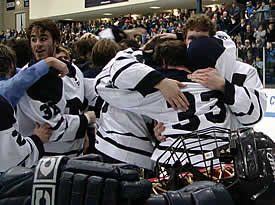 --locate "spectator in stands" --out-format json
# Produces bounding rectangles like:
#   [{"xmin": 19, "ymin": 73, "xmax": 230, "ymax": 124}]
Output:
[
  {"xmin": 211, "ymin": 13, "xmax": 221, "ymax": 31},
  {"xmin": 257, "ymin": 1, "xmax": 271, "ymax": 24},
  {"xmin": 243, "ymin": 24, "xmax": 255, "ymax": 43},
  {"xmin": 252, "ymin": 39, "xmax": 264, "ymax": 59},
  {"xmin": 253, "ymin": 24, "xmax": 266, "ymax": 46},
  {"xmin": 252, "ymin": 55, "xmax": 264, "ymax": 81},
  {"xmin": 213, "ymin": 5, "xmax": 221, "ymax": 17},
  {"xmin": 239, "ymin": 18, "xmax": 248, "ymax": 43},
  {"xmin": 236, "ymin": 40, "xmax": 245, "ymax": 60},
  {"xmin": 206, "ymin": 7, "xmax": 214, "ymax": 19},
  {"xmin": 266, "ymin": 22, "xmax": 275, "ymax": 42},
  {"xmin": 220, "ymin": 2, "xmax": 228, "ymax": 15},
  {"xmin": 182, "ymin": 8, "xmax": 190, "ymax": 20},
  {"xmin": 270, "ymin": 0, "xmax": 275, "ymax": 10},
  {"xmin": 266, "ymin": 42, "xmax": 275, "ymax": 69},
  {"xmin": 242, "ymin": 39, "xmax": 253, "ymax": 58},
  {"xmin": 246, "ymin": 1, "xmax": 256, "ymax": 17},
  {"xmin": 229, "ymin": 1, "xmax": 241, "ymax": 26},
  {"xmin": 244, "ymin": 50, "xmax": 254, "ymax": 64},
  {"xmin": 220, "ymin": 11, "xmax": 232, "ymax": 33}
]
